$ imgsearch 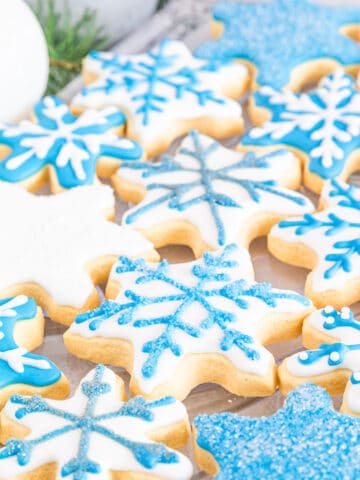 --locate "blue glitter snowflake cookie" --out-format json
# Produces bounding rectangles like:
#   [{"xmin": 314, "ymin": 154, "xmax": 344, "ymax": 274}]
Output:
[
  {"xmin": 0, "ymin": 295, "xmax": 68, "ymax": 408},
  {"xmin": 0, "ymin": 365, "xmax": 192, "ymax": 480},
  {"xmin": 112, "ymin": 130, "xmax": 314, "ymax": 257},
  {"xmin": 279, "ymin": 305, "xmax": 360, "ymax": 417},
  {"xmin": 194, "ymin": 383, "xmax": 360, "ymax": 479},
  {"xmin": 71, "ymin": 39, "xmax": 248, "ymax": 156},
  {"xmin": 242, "ymin": 70, "xmax": 360, "ymax": 193},
  {"xmin": 0, "ymin": 96, "xmax": 143, "ymax": 192},
  {"xmin": 196, "ymin": 0, "xmax": 360, "ymax": 90},
  {"xmin": 64, "ymin": 244, "xmax": 312, "ymax": 400},
  {"xmin": 269, "ymin": 179, "xmax": 360, "ymax": 309}
]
